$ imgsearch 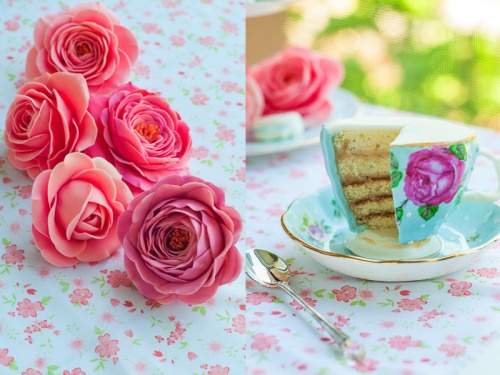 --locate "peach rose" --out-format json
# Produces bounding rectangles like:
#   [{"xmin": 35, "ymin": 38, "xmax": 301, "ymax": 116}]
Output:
[
  {"xmin": 85, "ymin": 82, "xmax": 192, "ymax": 195},
  {"xmin": 5, "ymin": 72, "xmax": 97, "ymax": 179},
  {"xmin": 246, "ymin": 73, "xmax": 264, "ymax": 133},
  {"xmin": 118, "ymin": 175, "xmax": 243, "ymax": 305},
  {"xmin": 32, "ymin": 153, "xmax": 133, "ymax": 267},
  {"xmin": 26, "ymin": 2, "xmax": 139, "ymax": 95},
  {"xmin": 249, "ymin": 46, "xmax": 344, "ymax": 127}
]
